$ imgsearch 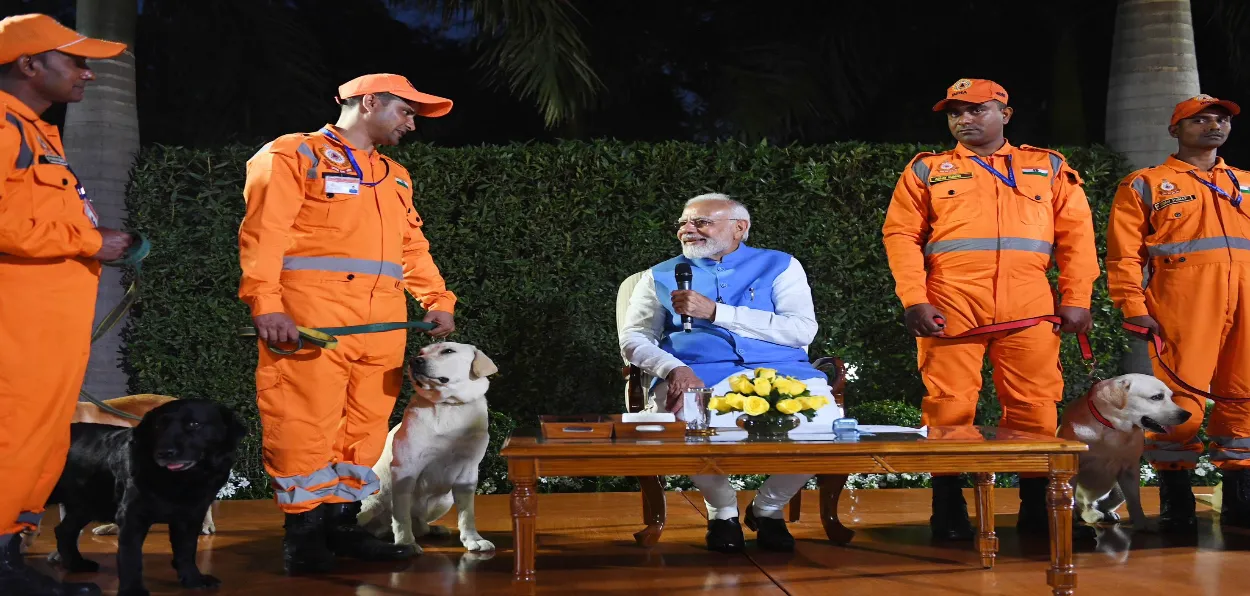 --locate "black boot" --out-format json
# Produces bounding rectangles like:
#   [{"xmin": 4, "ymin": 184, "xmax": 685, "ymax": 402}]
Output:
[
  {"xmin": 283, "ymin": 506, "xmax": 336, "ymax": 575},
  {"xmin": 324, "ymin": 501, "xmax": 417, "ymax": 561},
  {"xmin": 1158, "ymin": 470, "xmax": 1197, "ymax": 532},
  {"xmin": 0, "ymin": 533, "xmax": 100, "ymax": 596},
  {"xmin": 744, "ymin": 505, "xmax": 795, "ymax": 552},
  {"xmin": 1221, "ymin": 469, "xmax": 1250, "ymax": 528},
  {"xmin": 705, "ymin": 517, "xmax": 745, "ymax": 553},
  {"xmin": 930, "ymin": 475, "xmax": 974, "ymax": 541},
  {"xmin": 1016, "ymin": 477, "xmax": 1050, "ymax": 535}
]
